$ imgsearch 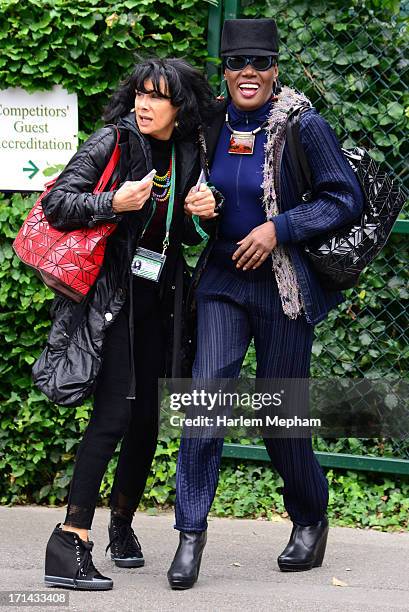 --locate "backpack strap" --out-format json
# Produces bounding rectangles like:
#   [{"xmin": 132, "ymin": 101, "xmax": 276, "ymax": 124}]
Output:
[{"xmin": 286, "ymin": 105, "xmax": 313, "ymax": 201}]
